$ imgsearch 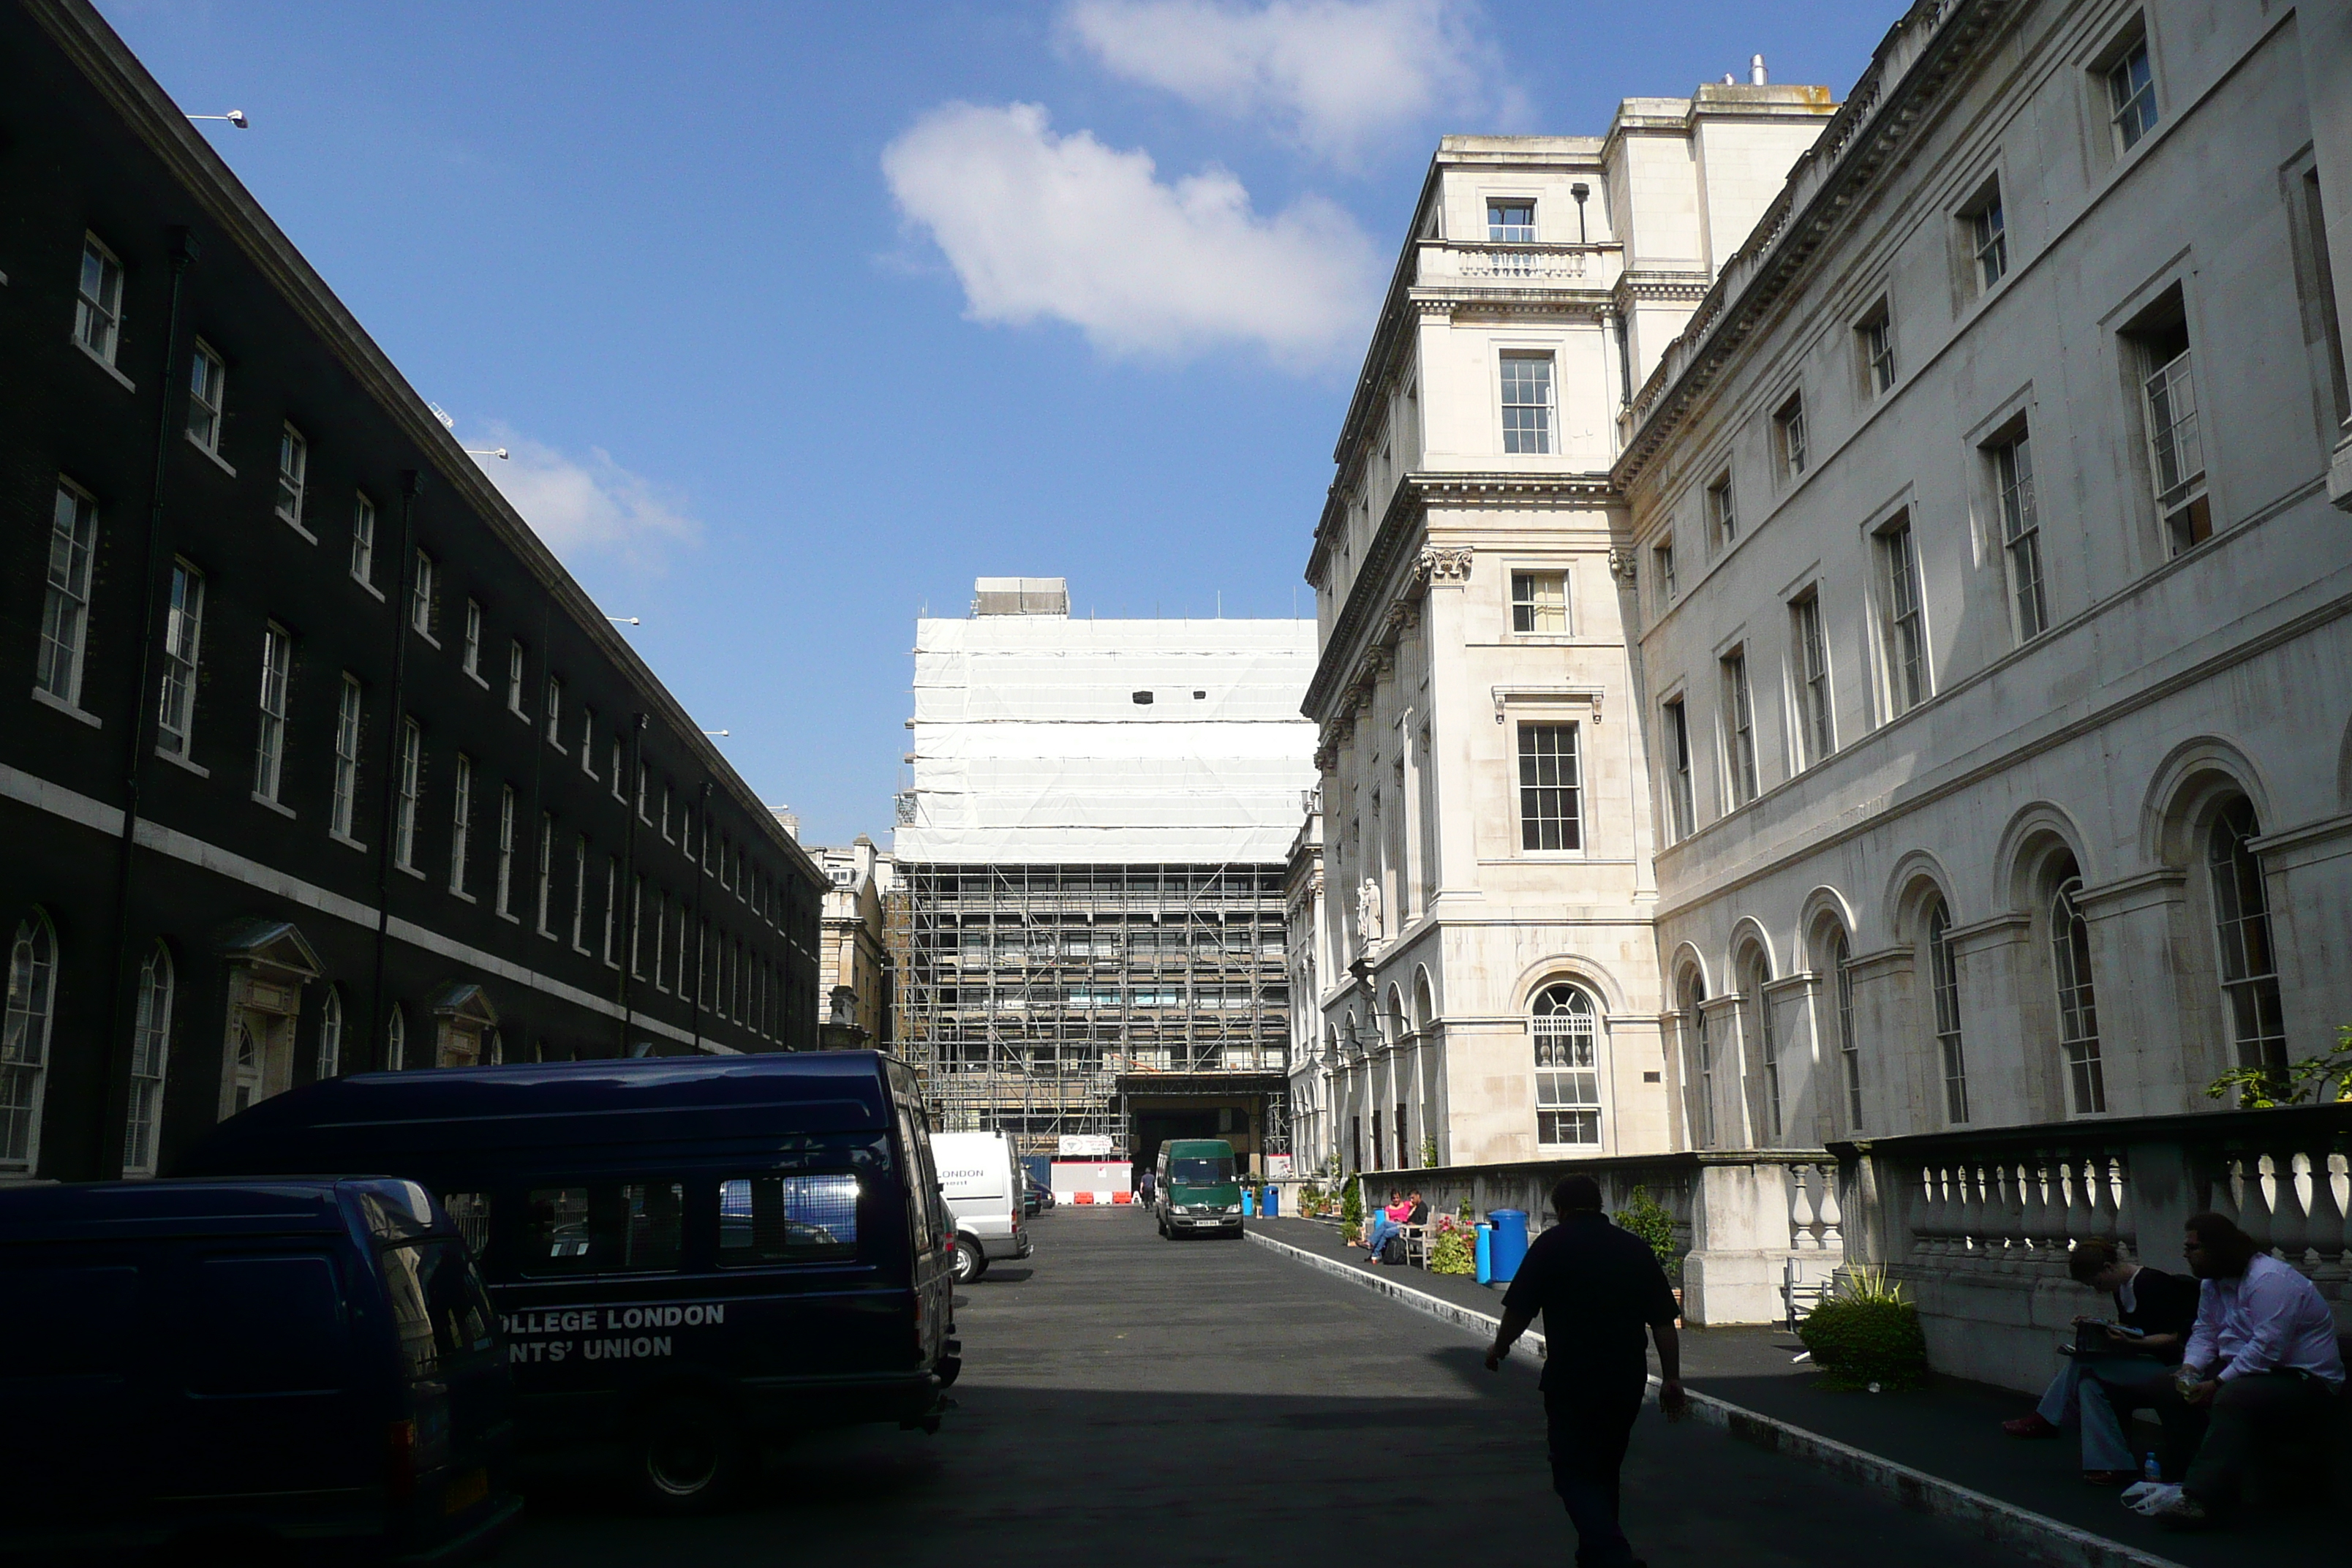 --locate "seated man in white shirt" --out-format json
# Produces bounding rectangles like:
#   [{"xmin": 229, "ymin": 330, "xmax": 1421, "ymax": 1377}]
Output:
[{"xmin": 2152, "ymin": 1212, "xmax": 2347, "ymax": 1530}]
